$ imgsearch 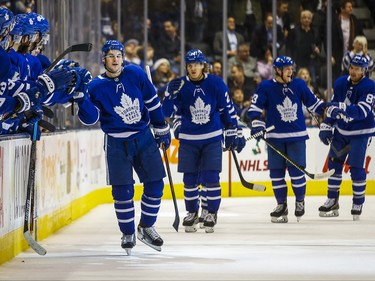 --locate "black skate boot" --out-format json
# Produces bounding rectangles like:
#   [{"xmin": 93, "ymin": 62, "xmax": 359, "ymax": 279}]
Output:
[
  {"xmin": 203, "ymin": 212, "xmax": 217, "ymax": 233},
  {"xmin": 270, "ymin": 202, "xmax": 288, "ymax": 223},
  {"xmin": 351, "ymin": 204, "xmax": 363, "ymax": 221},
  {"xmin": 121, "ymin": 233, "xmax": 136, "ymax": 255},
  {"xmin": 295, "ymin": 200, "xmax": 305, "ymax": 222},
  {"xmin": 318, "ymin": 198, "xmax": 339, "ymax": 217},
  {"xmin": 199, "ymin": 209, "xmax": 208, "ymax": 229},
  {"xmin": 137, "ymin": 224, "xmax": 163, "ymax": 252},
  {"xmin": 182, "ymin": 211, "xmax": 199, "ymax": 232}
]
